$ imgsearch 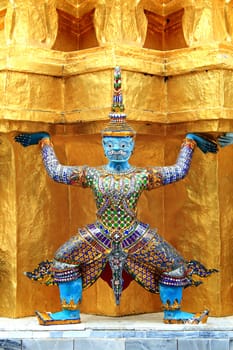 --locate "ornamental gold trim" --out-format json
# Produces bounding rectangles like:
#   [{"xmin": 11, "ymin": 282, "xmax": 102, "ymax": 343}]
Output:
[
  {"xmin": 183, "ymin": 138, "xmax": 197, "ymax": 149},
  {"xmin": 39, "ymin": 137, "xmax": 54, "ymax": 149},
  {"xmin": 102, "ymin": 131, "xmax": 136, "ymax": 137},
  {"xmin": 162, "ymin": 299, "xmax": 181, "ymax": 311},
  {"xmin": 61, "ymin": 299, "xmax": 81, "ymax": 310}
]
